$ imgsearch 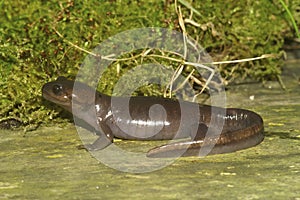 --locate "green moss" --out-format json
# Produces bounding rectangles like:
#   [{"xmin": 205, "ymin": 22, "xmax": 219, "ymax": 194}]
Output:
[{"xmin": 0, "ymin": 0, "xmax": 299, "ymax": 127}]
